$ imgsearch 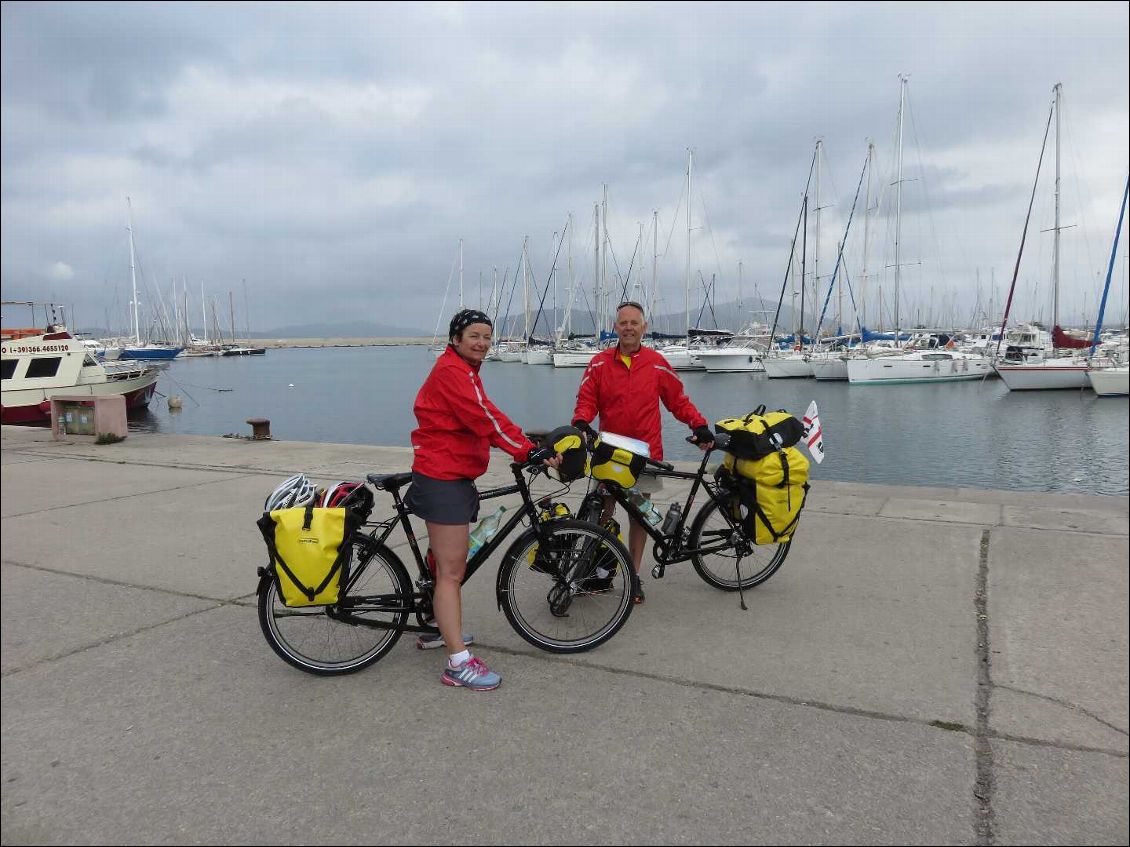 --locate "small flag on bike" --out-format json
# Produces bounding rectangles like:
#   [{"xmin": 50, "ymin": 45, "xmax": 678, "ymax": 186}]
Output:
[{"xmin": 802, "ymin": 401, "xmax": 824, "ymax": 464}]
